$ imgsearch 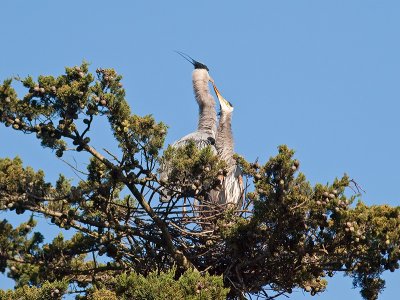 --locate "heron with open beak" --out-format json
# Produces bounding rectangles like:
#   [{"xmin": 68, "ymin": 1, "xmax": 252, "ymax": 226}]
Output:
[
  {"xmin": 209, "ymin": 82, "xmax": 244, "ymax": 207},
  {"xmin": 159, "ymin": 52, "xmax": 217, "ymax": 202}
]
